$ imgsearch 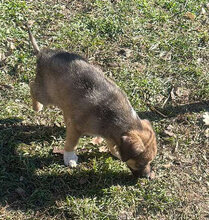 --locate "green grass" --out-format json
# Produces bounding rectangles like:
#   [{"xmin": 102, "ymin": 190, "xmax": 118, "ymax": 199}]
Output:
[{"xmin": 0, "ymin": 0, "xmax": 209, "ymax": 219}]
